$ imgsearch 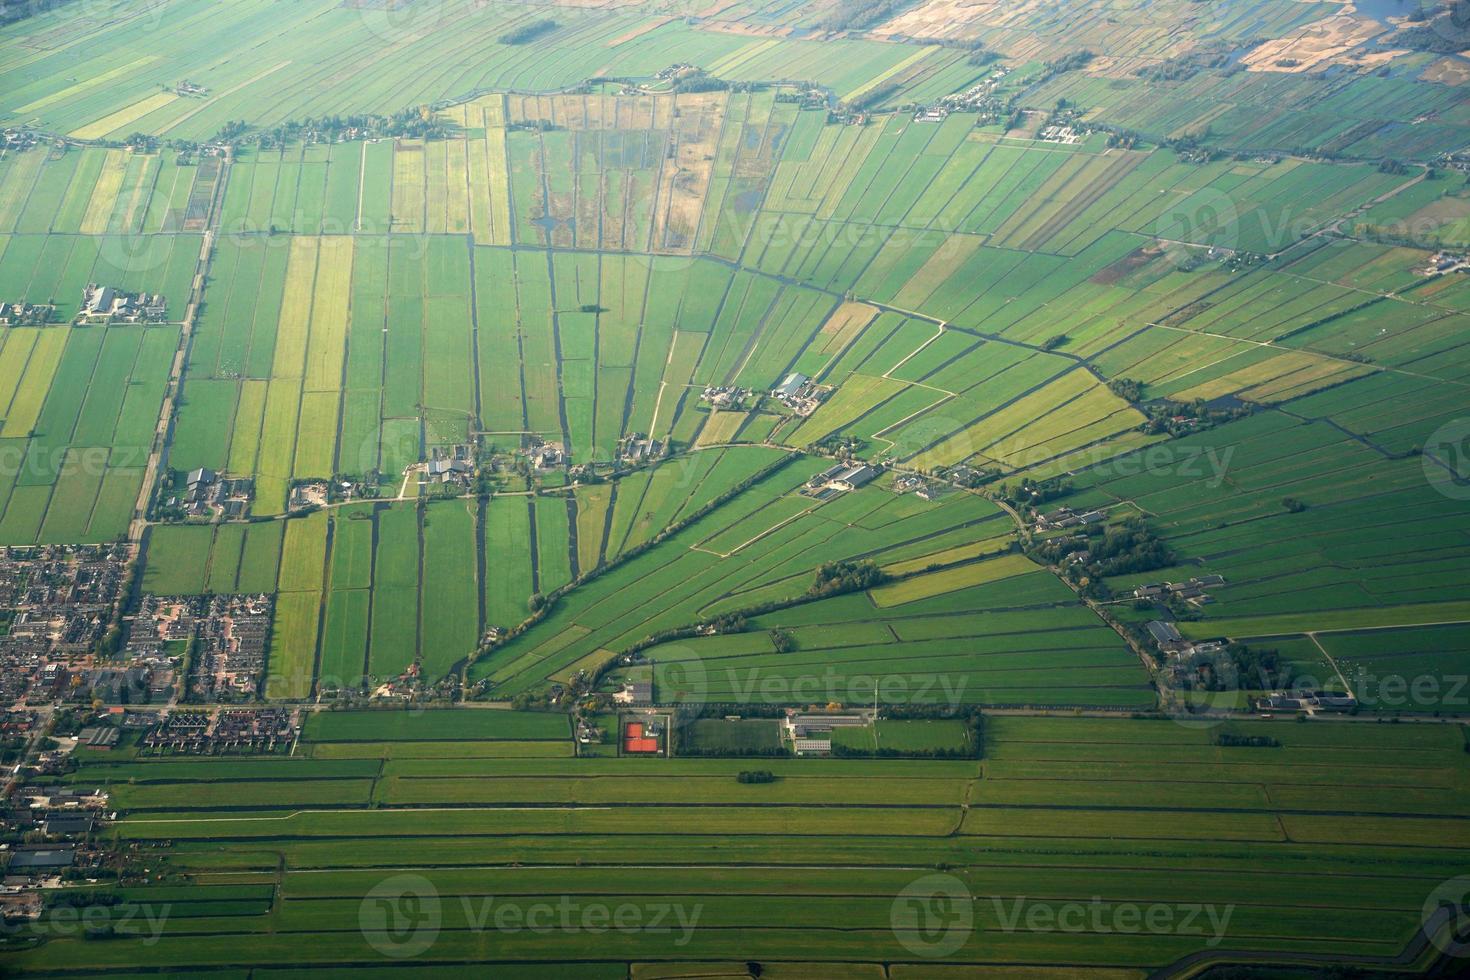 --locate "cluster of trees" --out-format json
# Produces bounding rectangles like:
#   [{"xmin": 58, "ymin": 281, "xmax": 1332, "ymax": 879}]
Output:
[
  {"xmin": 1225, "ymin": 643, "xmax": 1295, "ymax": 691},
  {"xmin": 1128, "ymin": 390, "xmax": 1253, "ymax": 437},
  {"xmin": 213, "ymin": 106, "xmax": 451, "ymax": 149},
  {"xmin": 831, "ymin": 742, "xmax": 974, "ymax": 759},
  {"xmin": 499, "ymin": 19, "xmax": 558, "ymax": 45},
  {"xmin": 808, "ymin": 560, "xmax": 886, "ymax": 598},
  {"xmin": 1084, "ymin": 519, "xmax": 1174, "ymax": 578},
  {"xmin": 708, "ymin": 612, "xmax": 749, "ymax": 633},
  {"xmin": 1397, "ymin": 0, "xmax": 1469, "ymax": 54},
  {"xmin": 1179, "ymin": 643, "xmax": 1294, "ymax": 692},
  {"xmin": 1108, "ymin": 378, "xmax": 1146, "ymax": 402},
  {"xmin": 1136, "ymin": 45, "xmax": 1242, "ymax": 82},
  {"xmin": 691, "ymin": 703, "xmax": 787, "ymax": 719},
  {"xmin": 213, "ymin": 121, "xmax": 250, "ymax": 143},
  {"xmin": 1040, "ymin": 517, "xmax": 1175, "ymax": 597},
  {"xmin": 2, "ymin": 0, "xmax": 82, "ymax": 28},
  {"xmin": 965, "ymin": 44, "xmax": 999, "ymax": 67},
  {"xmin": 848, "ymin": 82, "xmax": 900, "ymax": 112},
  {"xmin": 817, "ymin": 0, "xmax": 908, "ymax": 32},
  {"xmin": 46, "ymin": 891, "xmax": 122, "ymax": 909},
  {"xmin": 1215, "ymin": 732, "xmax": 1280, "ymax": 748},
  {"xmin": 1037, "ymin": 49, "xmax": 1095, "ymax": 85},
  {"xmin": 811, "ymin": 433, "xmax": 867, "ymax": 456},
  {"xmin": 1100, "ymin": 127, "xmax": 1142, "ymax": 149},
  {"xmin": 995, "ymin": 476, "xmax": 1070, "ymax": 511},
  {"xmin": 679, "ymin": 743, "xmax": 788, "ymax": 758},
  {"xmin": 736, "ymin": 770, "xmax": 778, "ymax": 783},
  {"xmin": 1163, "ymin": 134, "xmax": 1218, "ymax": 164},
  {"xmin": 672, "ymin": 72, "xmax": 730, "ymax": 94}
]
